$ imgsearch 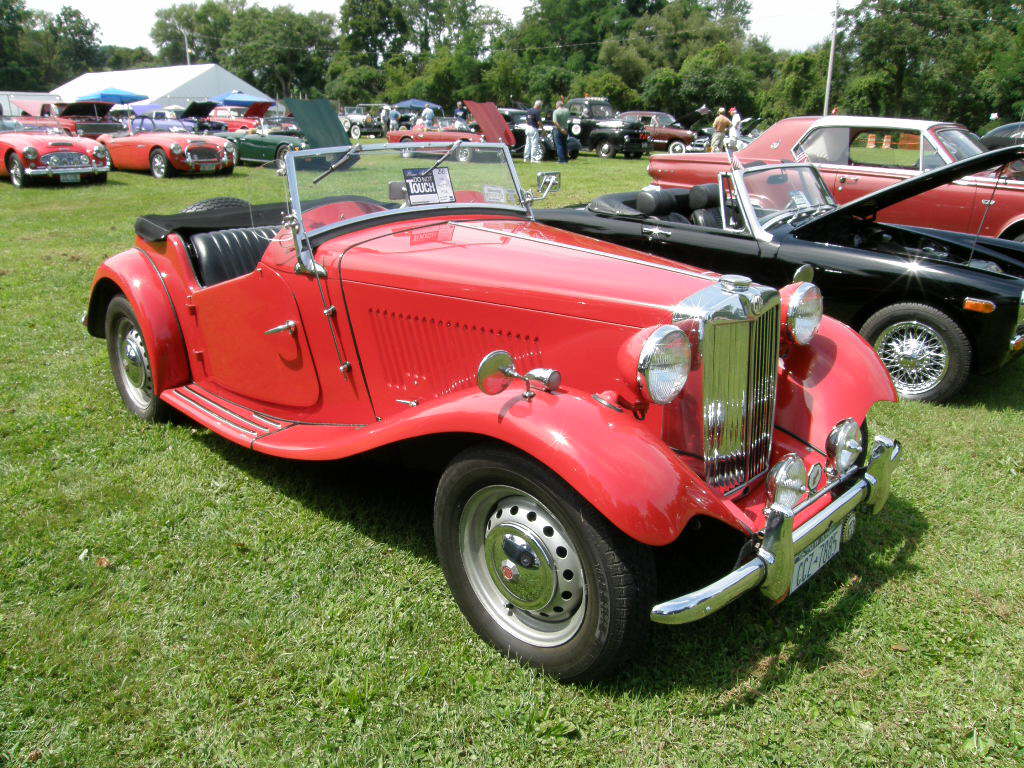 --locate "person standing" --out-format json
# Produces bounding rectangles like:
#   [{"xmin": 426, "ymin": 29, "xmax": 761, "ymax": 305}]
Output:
[
  {"xmin": 454, "ymin": 100, "xmax": 469, "ymax": 122},
  {"xmin": 524, "ymin": 100, "xmax": 543, "ymax": 163},
  {"xmin": 552, "ymin": 99, "xmax": 570, "ymax": 163},
  {"xmin": 710, "ymin": 107, "xmax": 730, "ymax": 152},
  {"xmin": 379, "ymin": 104, "xmax": 389, "ymax": 133},
  {"xmin": 389, "ymin": 105, "xmax": 400, "ymax": 131},
  {"xmin": 421, "ymin": 103, "xmax": 435, "ymax": 128},
  {"xmin": 728, "ymin": 106, "xmax": 742, "ymax": 146}
]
